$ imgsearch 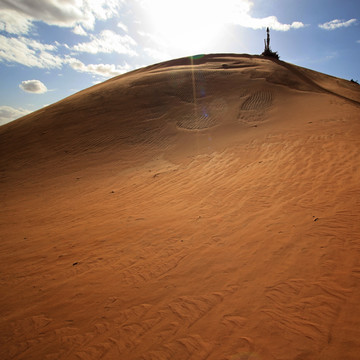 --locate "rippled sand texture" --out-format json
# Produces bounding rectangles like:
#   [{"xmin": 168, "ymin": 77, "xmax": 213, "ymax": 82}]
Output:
[{"xmin": 1, "ymin": 54, "xmax": 360, "ymax": 360}]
